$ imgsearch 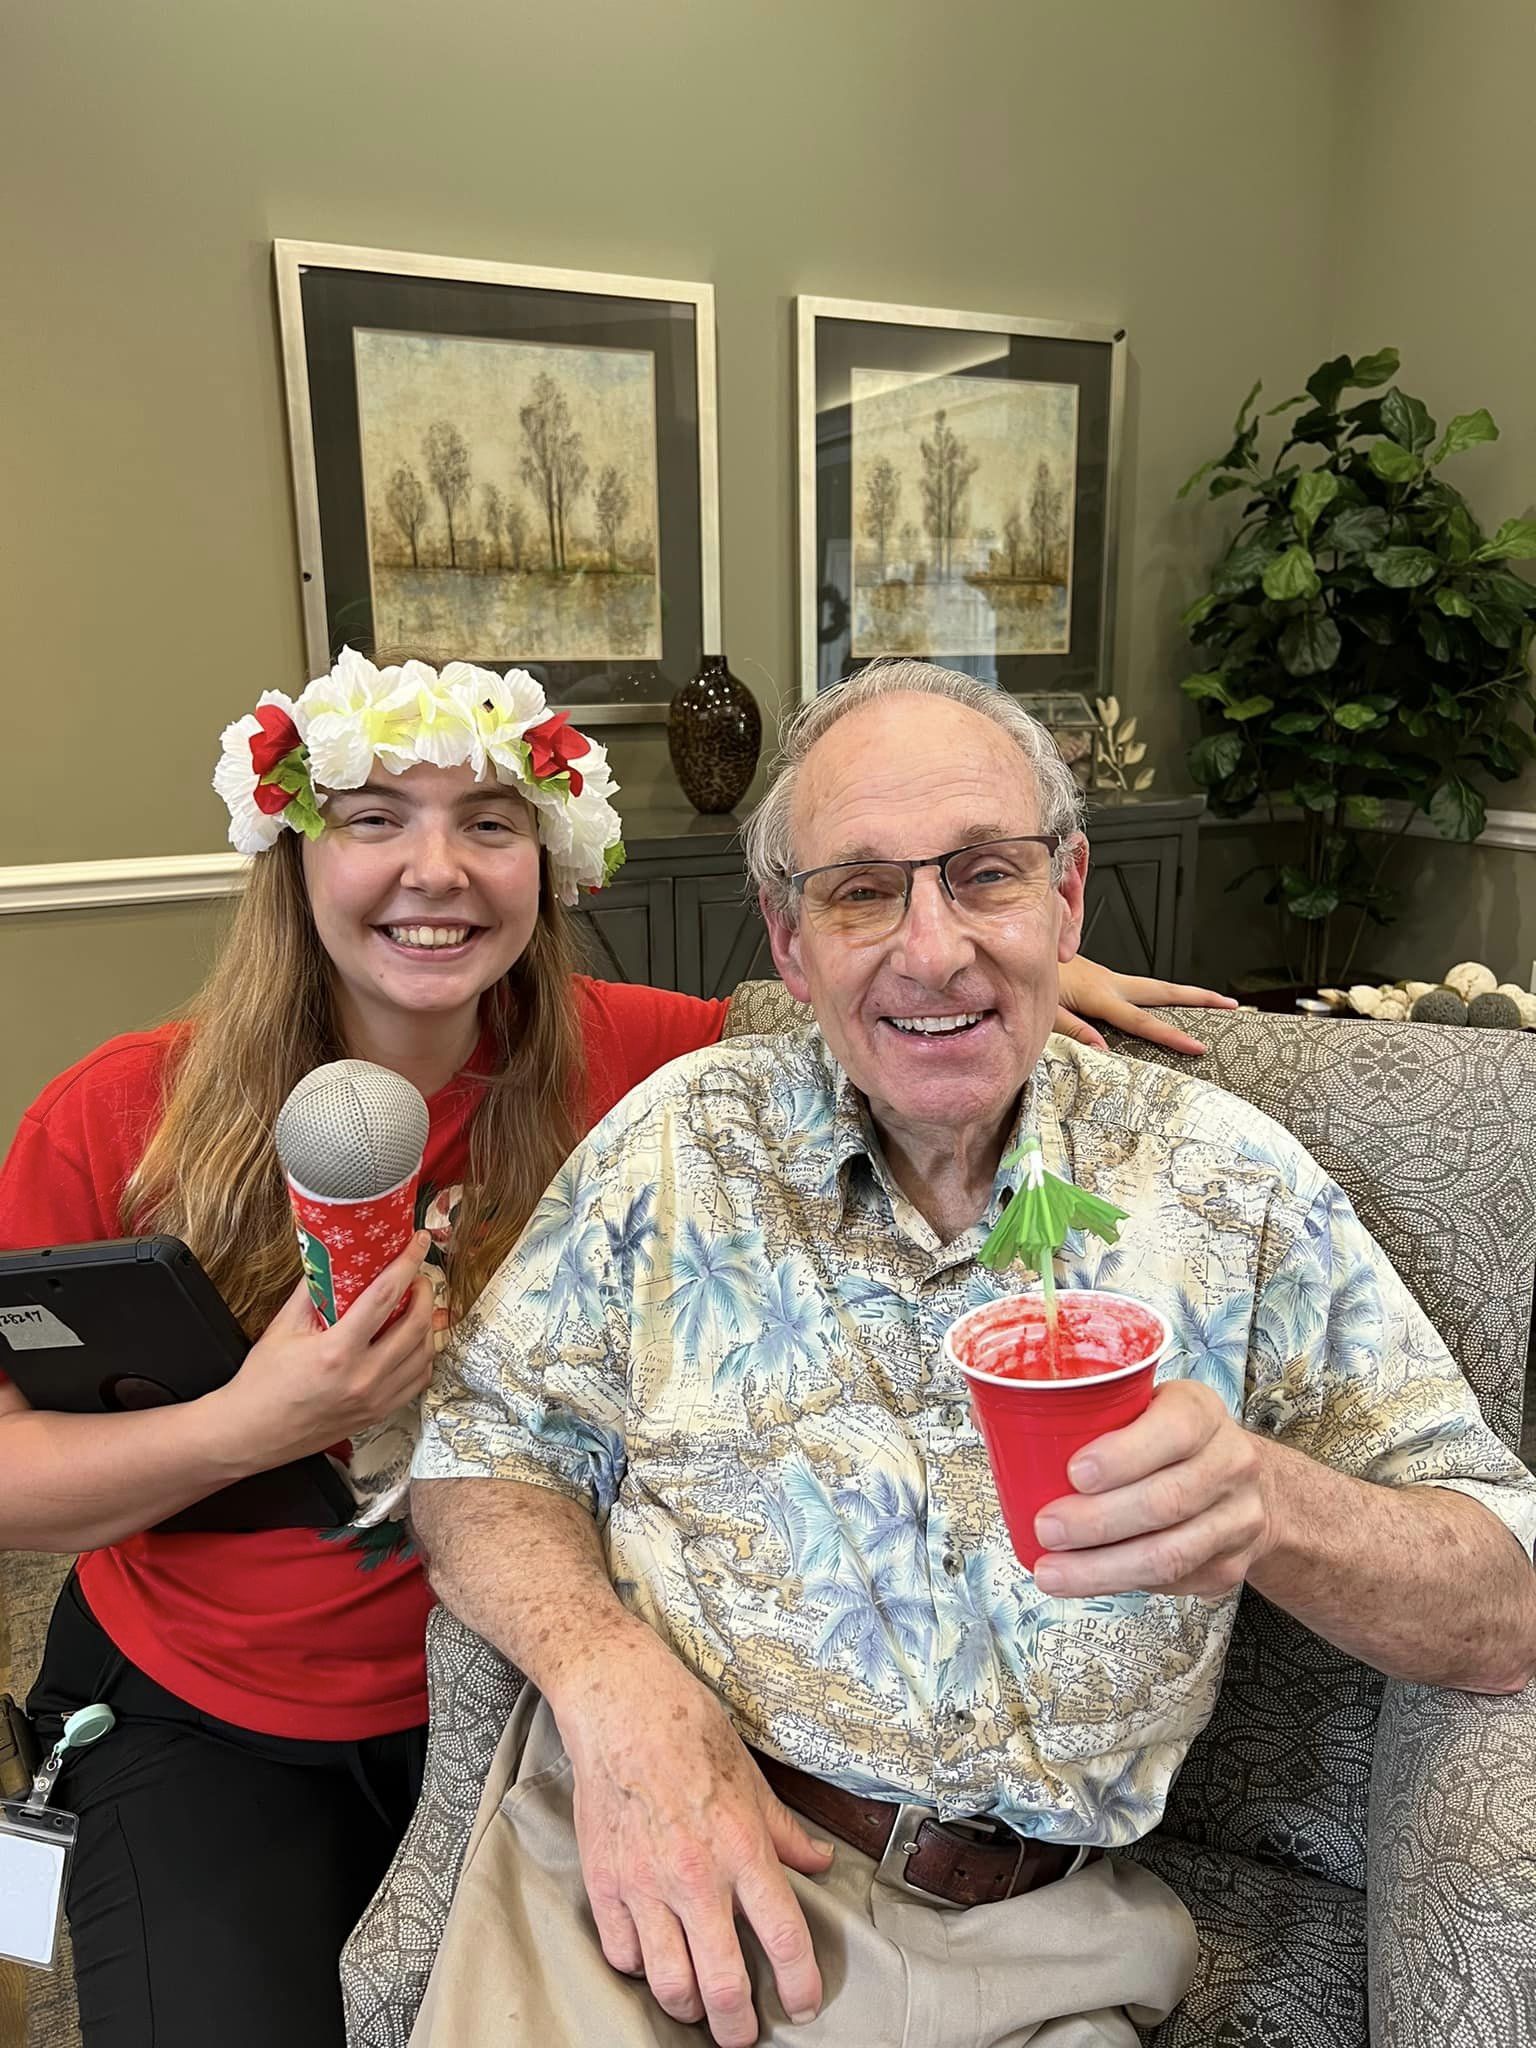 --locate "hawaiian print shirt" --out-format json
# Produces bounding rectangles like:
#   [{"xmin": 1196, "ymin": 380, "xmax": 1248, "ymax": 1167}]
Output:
[{"xmin": 414, "ymin": 1026, "xmax": 1536, "ymax": 1848}]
